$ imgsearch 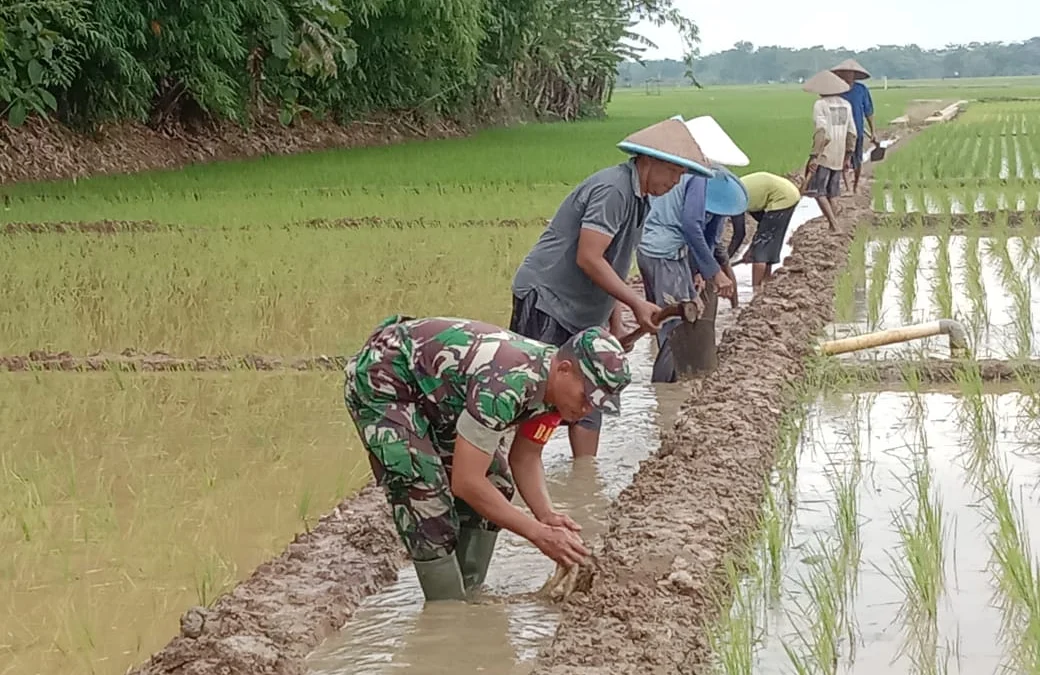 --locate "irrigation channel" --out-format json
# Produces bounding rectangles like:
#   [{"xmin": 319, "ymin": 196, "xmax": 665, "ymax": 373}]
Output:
[{"xmin": 297, "ymin": 198, "xmax": 827, "ymax": 675}]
